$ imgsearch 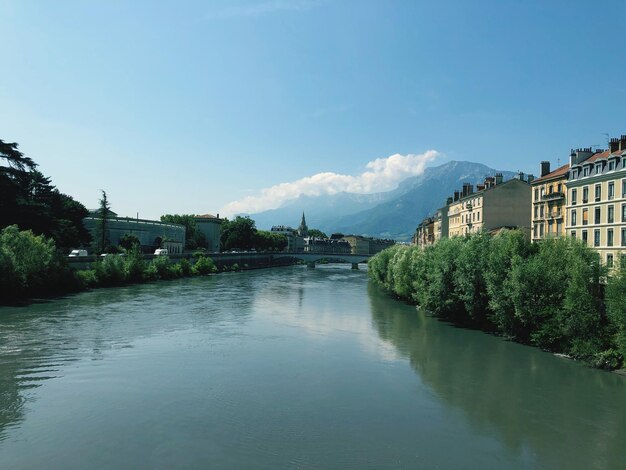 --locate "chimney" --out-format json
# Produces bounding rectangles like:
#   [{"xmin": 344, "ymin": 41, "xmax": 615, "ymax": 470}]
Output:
[
  {"xmin": 484, "ymin": 176, "xmax": 495, "ymax": 189},
  {"xmin": 462, "ymin": 183, "xmax": 473, "ymax": 197},
  {"xmin": 569, "ymin": 148, "xmax": 595, "ymax": 166},
  {"xmin": 620, "ymin": 134, "xmax": 626, "ymax": 152},
  {"xmin": 540, "ymin": 161, "xmax": 551, "ymax": 177},
  {"xmin": 453, "ymin": 190, "xmax": 460, "ymax": 202},
  {"xmin": 610, "ymin": 138, "xmax": 620, "ymax": 153},
  {"xmin": 517, "ymin": 171, "xmax": 525, "ymax": 181},
  {"xmin": 527, "ymin": 174, "xmax": 535, "ymax": 184},
  {"xmin": 495, "ymin": 173, "xmax": 503, "ymax": 185},
  {"xmin": 446, "ymin": 196, "xmax": 453, "ymax": 205}
]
